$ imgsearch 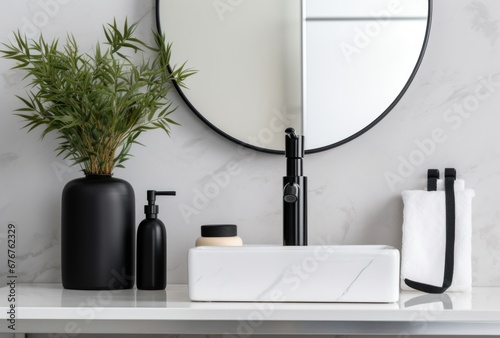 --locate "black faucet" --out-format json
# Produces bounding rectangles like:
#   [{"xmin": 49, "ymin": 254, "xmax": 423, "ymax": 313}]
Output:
[{"xmin": 283, "ymin": 128, "xmax": 307, "ymax": 246}]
